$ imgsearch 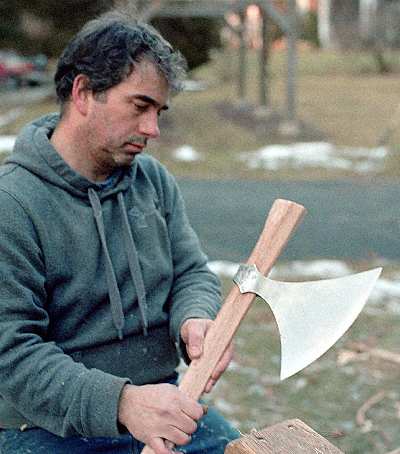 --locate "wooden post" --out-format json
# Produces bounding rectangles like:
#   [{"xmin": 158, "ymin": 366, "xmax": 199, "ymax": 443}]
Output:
[
  {"xmin": 286, "ymin": 0, "xmax": 297, "ymax": 125},
  {"xmin": 225, "ymin": 419, "xmax": 344, "ymax": 454},
  {"xmin": 278, "ymin": 0, "xmax": 300, "ymax": 136},
  {"xmin": 258, "ymin": 5, "xmax": 269, "ymax": 109},
  {"xmin": 238, "ymin": 6, "xmax": 247, "ymax": 102},
  {"xmin": 318, "ymin": 0, "xmax": 333, "ymax": 49}
]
